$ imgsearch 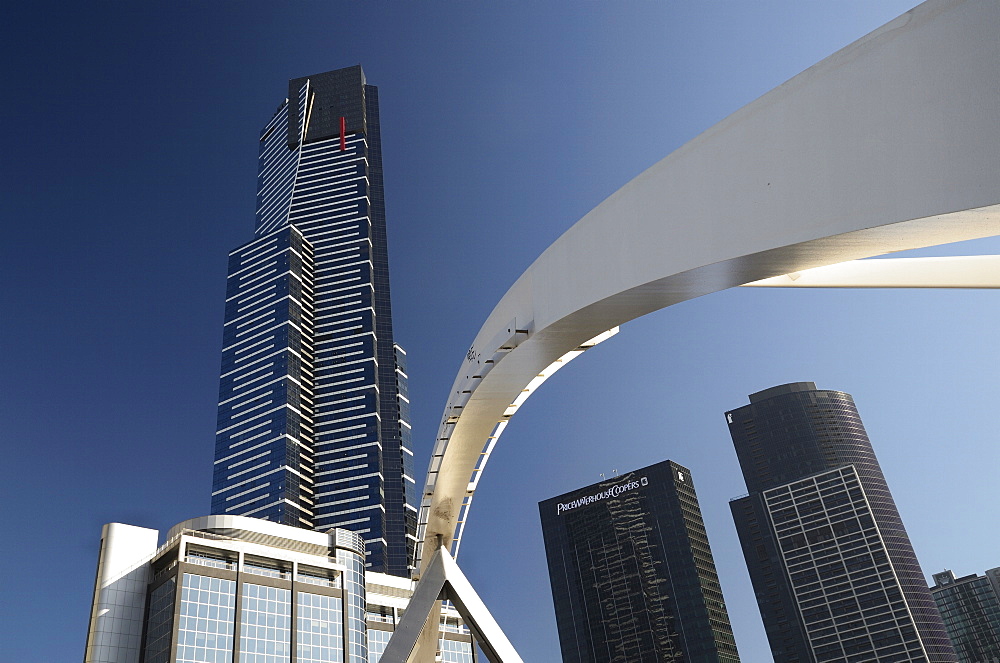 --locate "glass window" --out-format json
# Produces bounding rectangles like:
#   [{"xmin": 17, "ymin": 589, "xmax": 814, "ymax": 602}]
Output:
[
  {"xmin": 298, "ymin": 592, "xmax": 344, "ymax": 663},
  {"xmin": 176, "ymin": 573, "xmax": 236, "ymax": 663},
  {"xmin": 240, "ymin": 583, "xmax": 290, "ymax": 663}
]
